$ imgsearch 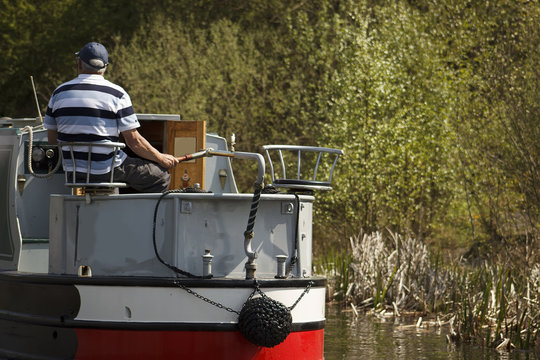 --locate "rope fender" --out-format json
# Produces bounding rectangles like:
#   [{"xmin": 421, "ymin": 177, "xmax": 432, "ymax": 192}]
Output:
[
  {"xmin": 237, "ymin": 280, "xmax": 313, "ymax": 348},
  {"xmin": 238, "ymin": 296, "xmax": 292, "ymax": 348}
]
